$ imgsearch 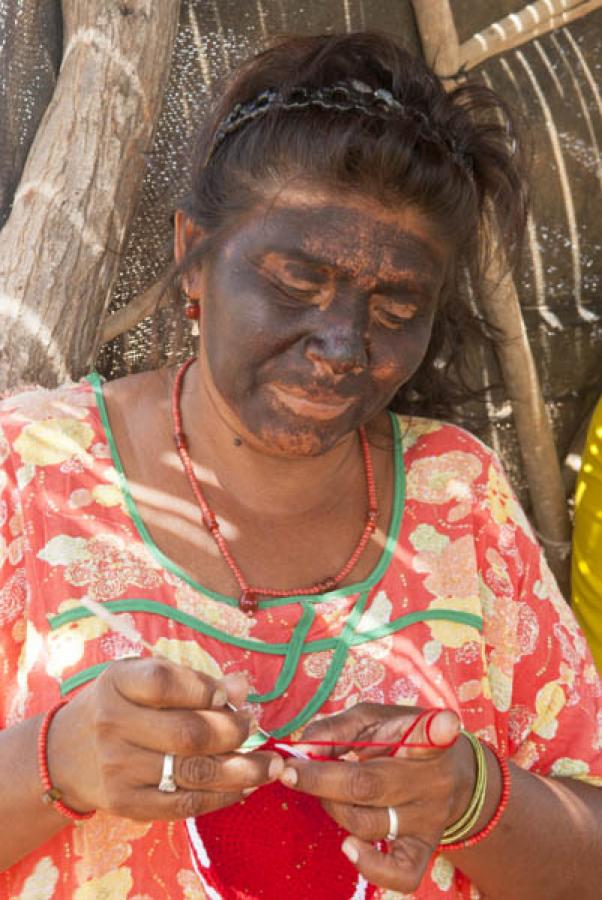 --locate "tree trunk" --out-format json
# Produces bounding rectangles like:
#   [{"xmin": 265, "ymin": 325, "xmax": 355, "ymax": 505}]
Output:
[{"xmin": 0, "ymin": 0, "xmax": 180, "ymax": 390}]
